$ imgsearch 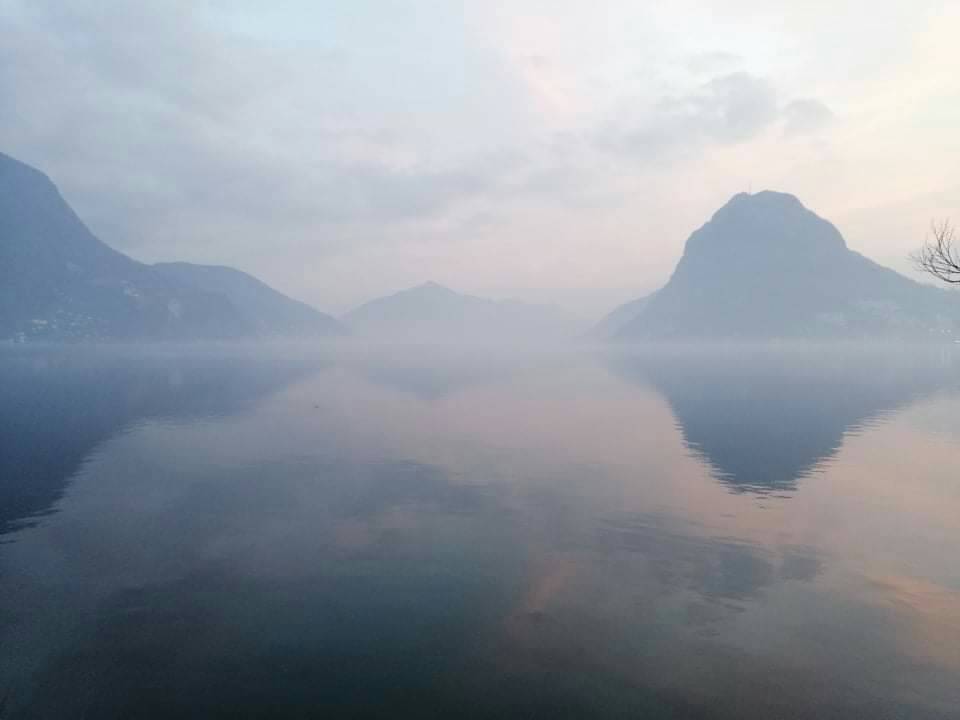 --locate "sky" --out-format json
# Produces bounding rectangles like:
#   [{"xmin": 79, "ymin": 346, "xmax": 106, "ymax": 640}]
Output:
[{"xmin": 2, "ymin": 0, "xmax": 959, "ymax": 318}]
